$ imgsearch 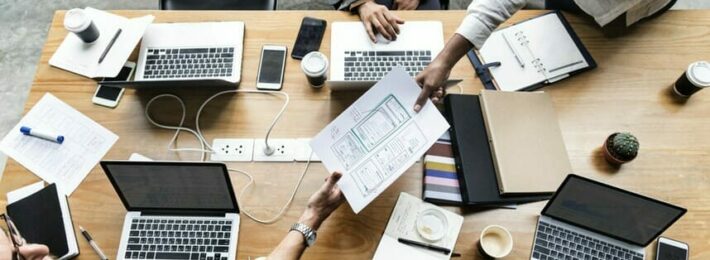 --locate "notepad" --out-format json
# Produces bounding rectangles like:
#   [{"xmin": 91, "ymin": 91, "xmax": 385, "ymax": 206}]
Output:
[
  {"xmin": 49, "ymin": 7, "xmax": 153, "ymax": 78},
  {"xmin": 471, "ymin": 11, "xmax": 596, "ymax": 91},
  {"xmin": 373, "ymin": 192, "xmax": 462, "ymax": 260},
  {"xmin": 6, "ymin": 183, "xmax": 79, "ymax": 260}
]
